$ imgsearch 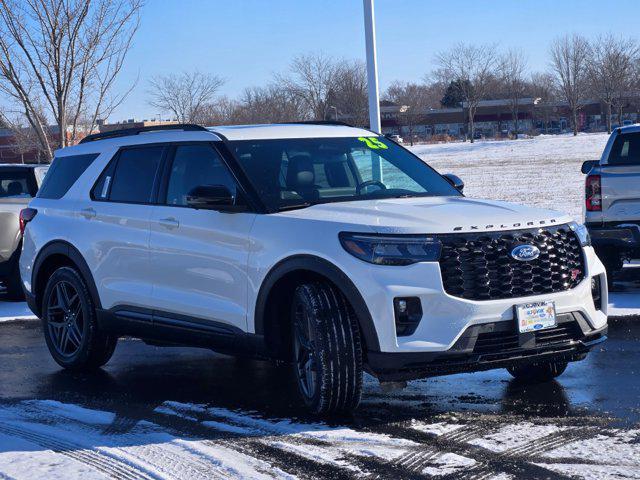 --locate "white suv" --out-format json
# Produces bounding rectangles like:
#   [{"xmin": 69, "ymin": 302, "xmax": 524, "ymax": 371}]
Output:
[{"xmin": 20, "ymin": 123, "xmax": 608, "ymax": 414}]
